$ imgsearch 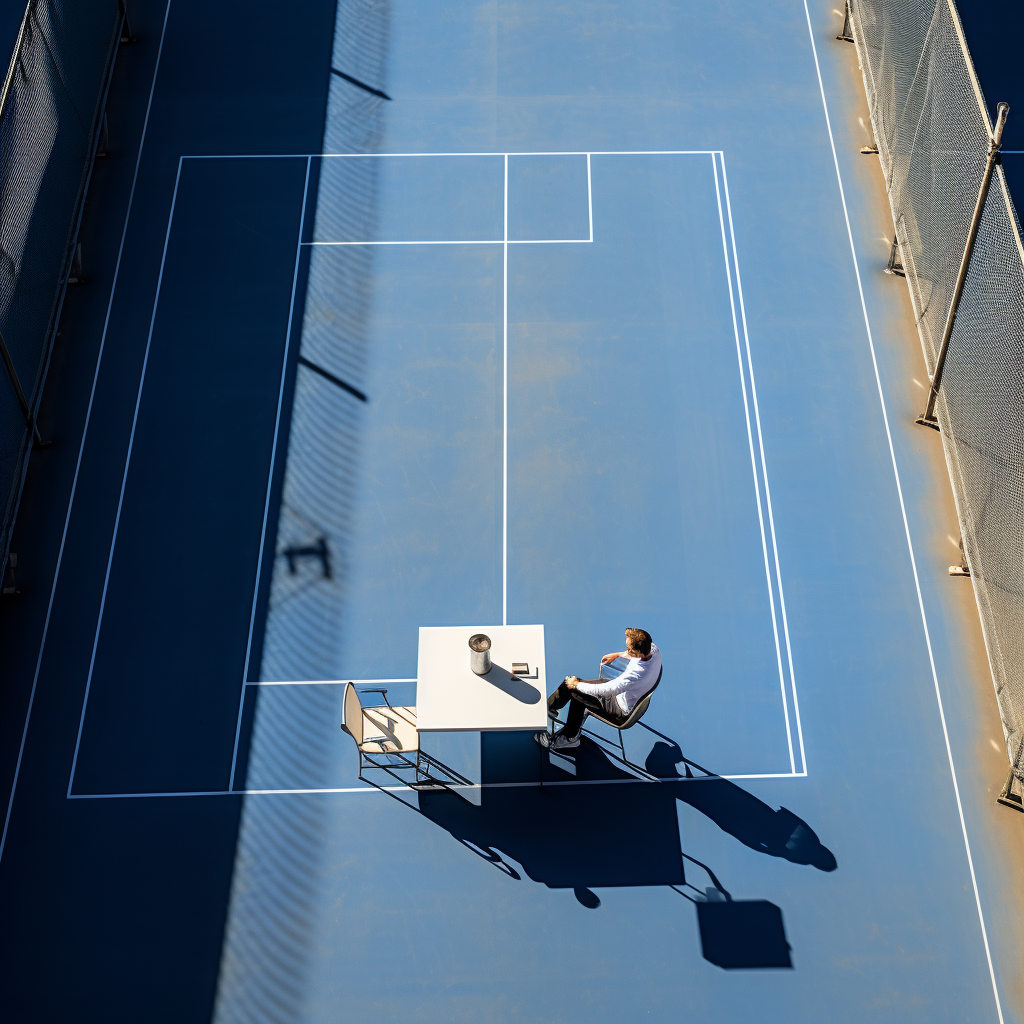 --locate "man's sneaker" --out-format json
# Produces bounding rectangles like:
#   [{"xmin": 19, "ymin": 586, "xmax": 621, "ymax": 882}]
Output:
[{"xmin": 549, "ymin": 730, "xmax": 580, "ymax": 751}]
